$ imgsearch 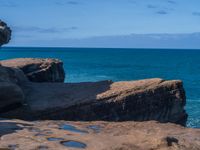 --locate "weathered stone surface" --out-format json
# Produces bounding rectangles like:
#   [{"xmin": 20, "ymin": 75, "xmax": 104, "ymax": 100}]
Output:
[
  {"xmin": 0, "ymin": 78, "xmax": 187, "ymax": 126},
  {"xmin": 0, "ymin": 119, "xmax": 199, "ymax": 150},
  {"xmin": 0, "ymin": 82, "xmax": 24, "ymax": 113},
  {"xmin": 0, "ymin": 66, "xmax": 28, "ymax": 84},
  {"xmin": 0, "ymin": 58, "xmax": 187, "ymax": 125},
  {"xmin": 0, "ymin": 58, "xmax": 65, "ymax": 82},
  {"xmin": 0, "ymin": 66, "xmax": 27, "ymax": 114},
  {"xmin": 0, "ymin": 20, "xmax": 11, "ymax": 46}
]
